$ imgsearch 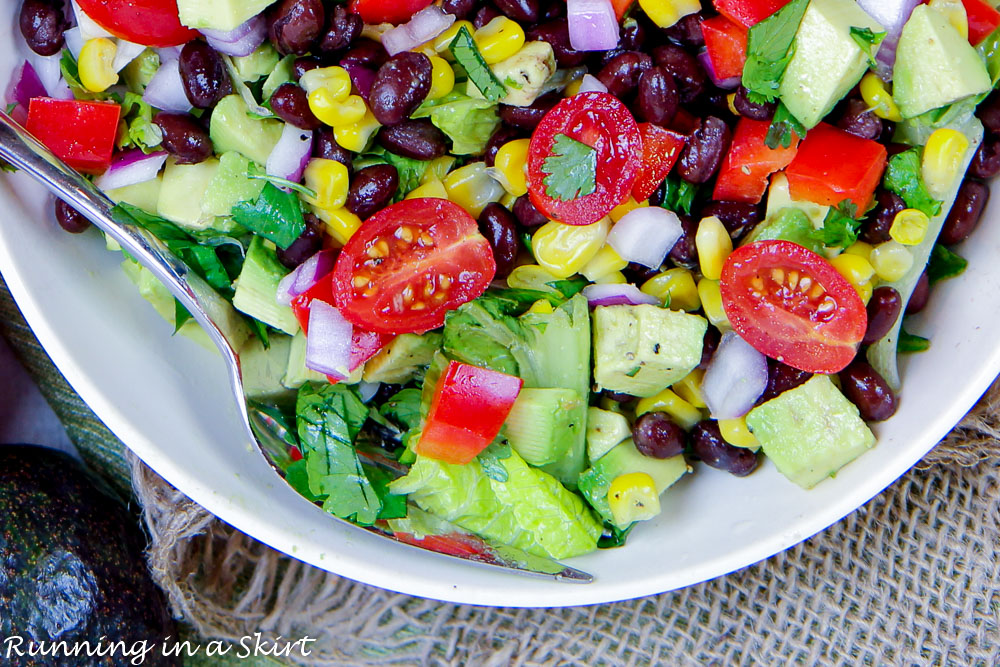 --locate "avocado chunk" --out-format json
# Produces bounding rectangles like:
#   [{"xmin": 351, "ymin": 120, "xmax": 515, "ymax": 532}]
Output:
[
  {"xmin": 746, "ymin": 375, "xmax": 876, "ymax": 489},
  {"xmin": 233, "ymin": 236, "xmax": 299, "ymax": 335},
  {"xmin": 744, "ymin": 206, "xmax": 824, "ymax": 254},
  {"xmin": 592, "ymin": 305, "xmax": 708, "ymax": 398},
  {"xmin": 362, "ymin": 332, "xmax": 442, "ymax": 384},
  {"xmin": 893, "ymin": 5, "xmax": 992, "ymax": 119},
  {"xmin": 586, "ymin": 407, "xmax": 632, "ymax": 462},
  {"xmin": 231, "ymin": 43, "xmax": 280, "ymax": 82},
  {"xmin": 765, "ymin": 172, "xmax": 830, "ymax": 230},
  {"xmin": 778, "ymin": 0, "xmax": 884, "ymax": 129},
  {"xmin": 178, "ymin": 0, "xmax": 278, "ymax": 32},
  {"xmin": 209, "ymin": 95, "xmax": 283, "ymax": 166},
  {"xmin": 156, "ymin": 157, "xmax": 220, "ymax": 230},
  {"xmin": 239, "ymin": 333, "xmax": 296, "ymax": 404},
  {"xmin": 107, "ymin": 174, "xmax": 162, "ymax": 214},
  {"xmin": 504, "ymin": 387, "xmax": 584, "ymax": 466},
  {"xmin": 578, "ymin": 439, "xmax": 688, "ymax": 528},
  {"xmin": 120, "ymin": 257, "xmax": 214, "ymax": 350},
  {"xmin": 282, "ymin": 329, "xmax": 330, "ymax": 388},
  {"xmin": 201, "ymin": 151, "xmax": 266, "ymax": 218}
]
